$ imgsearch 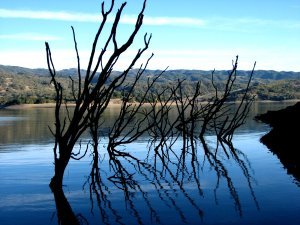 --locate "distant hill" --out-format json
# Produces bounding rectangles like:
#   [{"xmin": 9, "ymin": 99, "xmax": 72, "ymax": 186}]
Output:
[
  {"xmin": 1, "ymin": 64, "xmax": 300, "ymax": 106},
  {"xmin": 0, "ymin": 65, "xmax": 49, "ymax": 76},
  {"xmin": 1, "ymin": 64, "xmax": 300, "ymax": 80}
]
